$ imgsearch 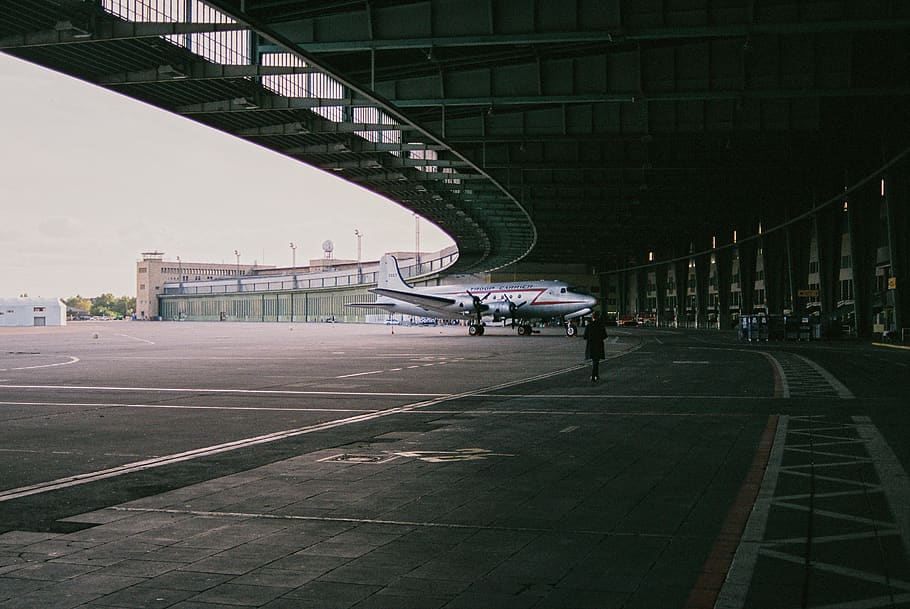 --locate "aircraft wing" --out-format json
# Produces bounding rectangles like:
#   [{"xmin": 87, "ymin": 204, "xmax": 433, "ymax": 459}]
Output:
[
  {"xmin": 371, "ymin": 288, "xmax": 458, "ymax": 313},
  {"xmin": 345, "ymin": 302, "xmax": 399, "ymax": 310}
]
